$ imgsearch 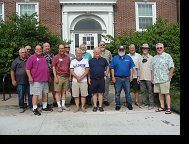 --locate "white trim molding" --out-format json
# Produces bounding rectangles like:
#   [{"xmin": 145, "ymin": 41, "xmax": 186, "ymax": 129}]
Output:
[
  {"xmin": 135, "ymin": 2, "xmax": 156, "ymax": 31},
  {"xmin": 0, "ymin": 2, "xmax": 4, "ymax": 21},
  {"xmin": 60, "ymin": 0, "xmax": 117, "ymax": 4},
  {"xmin": 16, "ymin": 2, "xmax": 39, "ymax": 17}
]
